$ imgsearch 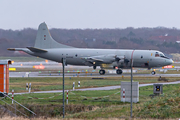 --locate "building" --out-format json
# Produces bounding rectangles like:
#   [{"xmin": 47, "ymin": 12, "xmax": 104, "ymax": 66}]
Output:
[{"xmin": 0, "ymin": 60, "xmax": 11, "ymax": 97}]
